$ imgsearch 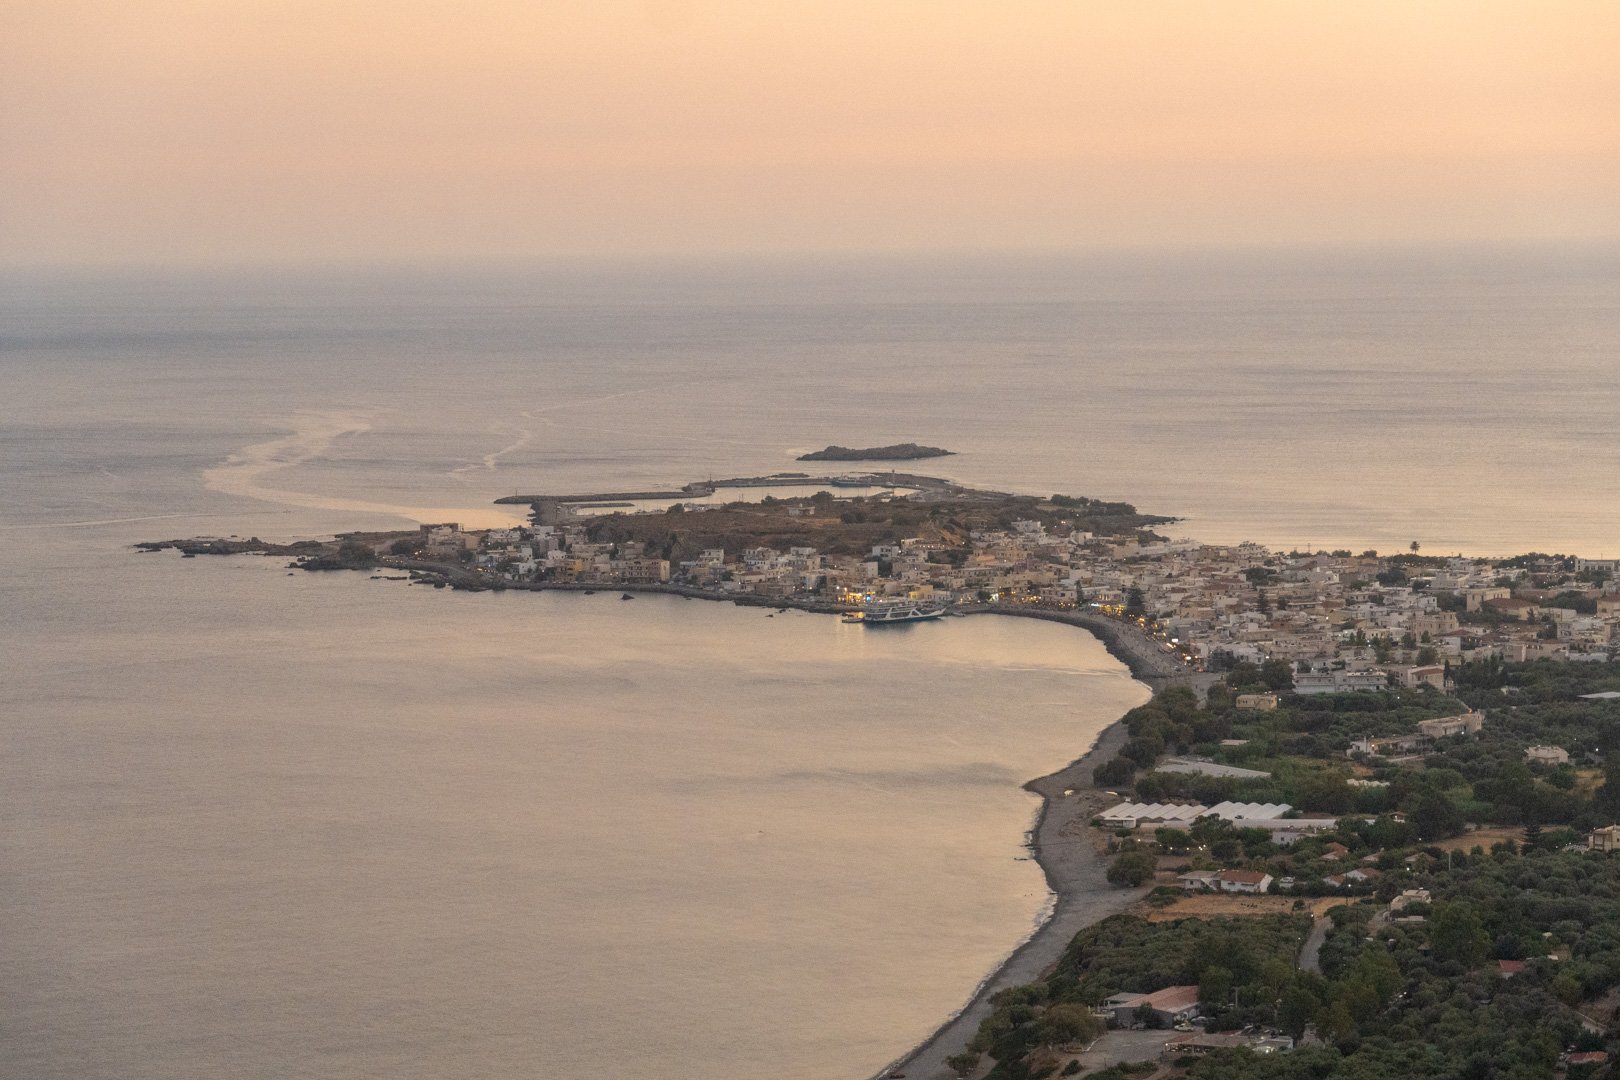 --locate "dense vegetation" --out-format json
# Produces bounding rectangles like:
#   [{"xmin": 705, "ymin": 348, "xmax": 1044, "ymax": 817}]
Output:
[
  {"xmin": 975, "ymin": 661, "xmax": 1620, "ymax": 1079},
  {"xmin": 968, "ymin": 915, "xmax": 1310, "ymax": 1080},
  {"xmin": 583, "ymin": 491, "xmax": 1172, "ymax": 561}
]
